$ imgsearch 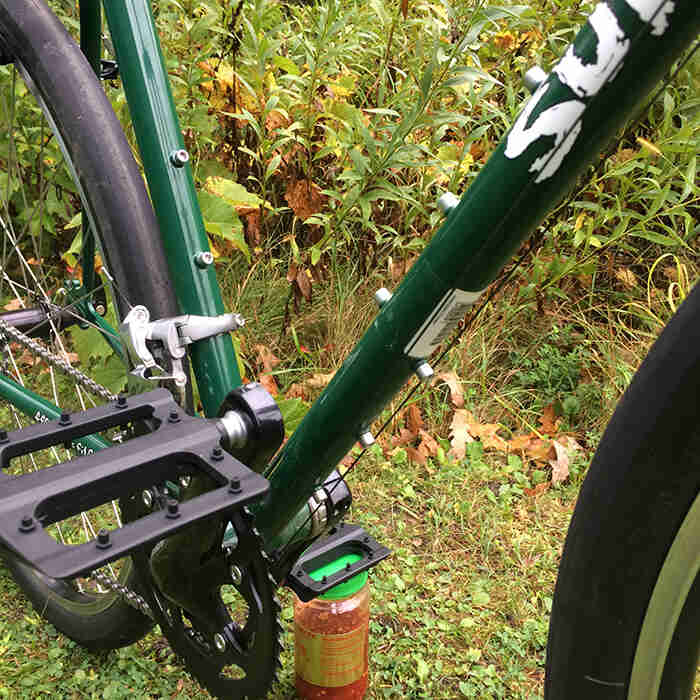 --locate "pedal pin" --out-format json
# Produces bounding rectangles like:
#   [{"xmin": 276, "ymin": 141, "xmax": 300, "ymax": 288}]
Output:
[
  {"xmin": 0, "ymin": 430, "xmax": 8, "ymax": 444},
  {"xmin": 166, "ymin": 499, "xmax": 180, "ymax": 519},
  {"xmin": 96, "ymin": 529, "xmax": 111, "ymax": 549},
  {"xmin": 58, "ymin": 412, "xmax": 71, "ymax": 426},
  {"xmin": 229, "ymin": 477, "xmax": 242, "ymax": 494},
  {"xmin": 116, "ymin": 394, "xmax": 128, "ymax": 409},
  {"xmin": 142, "ymin": 490, "xmax": 154, "ymax": 509},
  {"xmin": 19, "ymin": 515, "xmax": 35, "ymax": 533}
]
